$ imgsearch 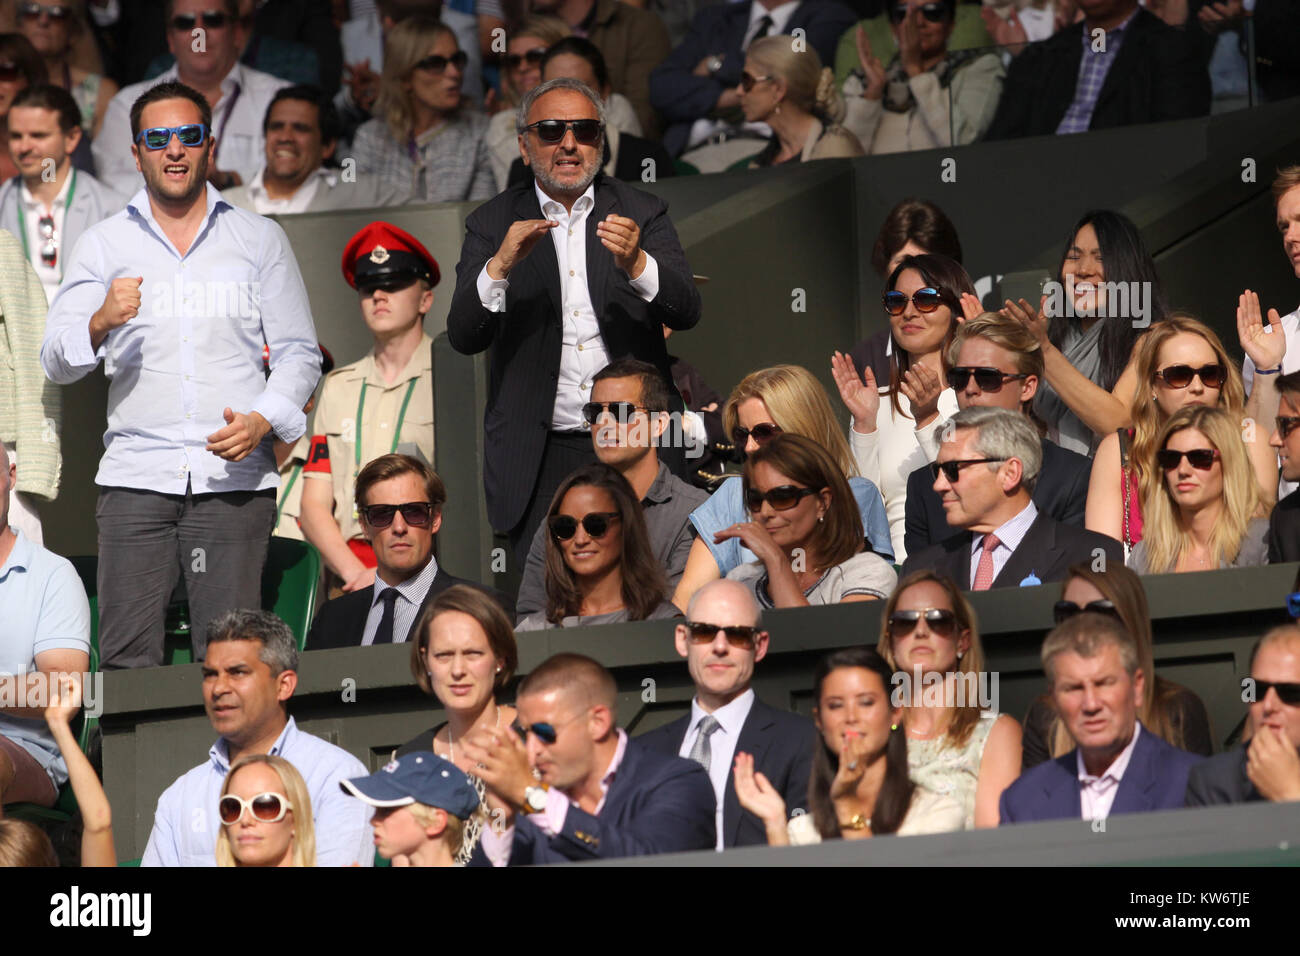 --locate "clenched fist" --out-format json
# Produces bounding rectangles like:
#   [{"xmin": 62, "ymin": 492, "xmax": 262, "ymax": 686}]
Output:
[{"xmin": 90, "ymin": 275, "xmax": 143, "ymax": 349}]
